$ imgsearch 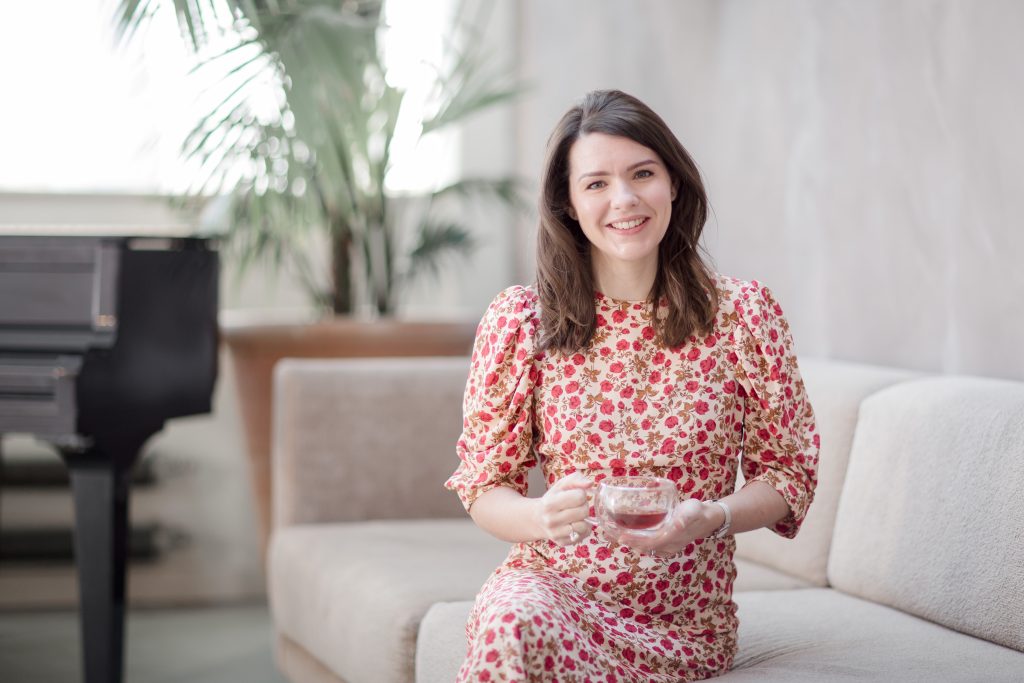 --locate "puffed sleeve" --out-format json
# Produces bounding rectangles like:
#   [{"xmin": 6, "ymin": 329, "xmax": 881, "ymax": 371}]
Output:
[
  {"xmin": 444, "ymin": 285, "xmax": 541, "ymax": 511},
  {"xmin": 732, "ymin": 280, "xmax": 819, "ymax": 538}
]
